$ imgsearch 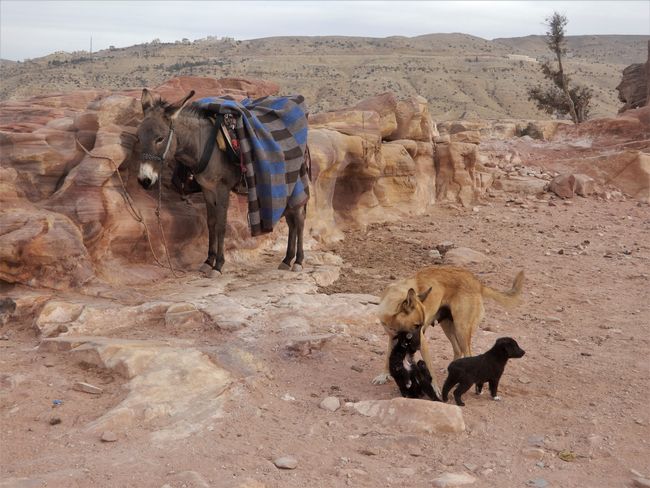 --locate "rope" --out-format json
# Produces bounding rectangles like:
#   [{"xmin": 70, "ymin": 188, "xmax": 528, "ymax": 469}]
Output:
[{"xmin": 74, "ymin": 138, "xmax": 183, "ymax": 278}]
